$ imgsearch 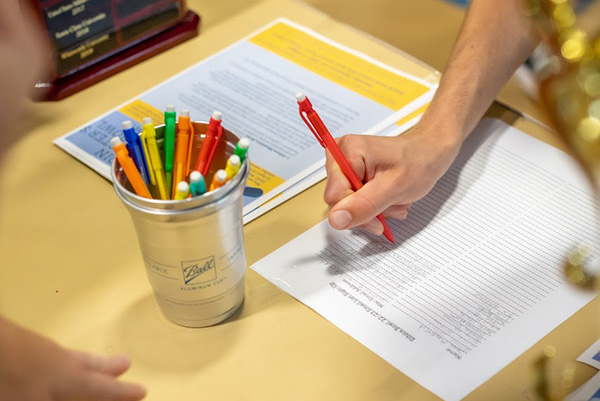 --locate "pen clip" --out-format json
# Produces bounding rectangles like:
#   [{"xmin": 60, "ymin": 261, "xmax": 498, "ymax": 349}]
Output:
[{"xmin": 299, "ymin": 109, "xmax": 326, "ymax": 148}]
